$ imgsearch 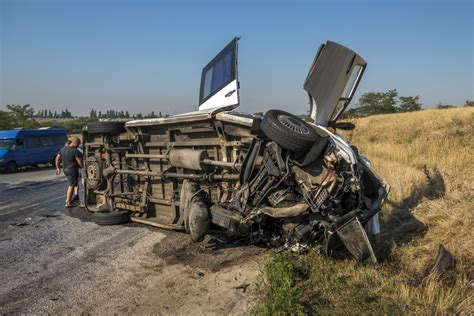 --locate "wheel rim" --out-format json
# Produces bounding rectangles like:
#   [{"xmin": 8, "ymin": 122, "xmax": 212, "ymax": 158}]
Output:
[
  {"xmin": 86, "ymin": 159, "xmax": 102, "ymax": 189},
  {"xmin": 277, "ymin": 114, "xmax": 310, "ymax": 135}
]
